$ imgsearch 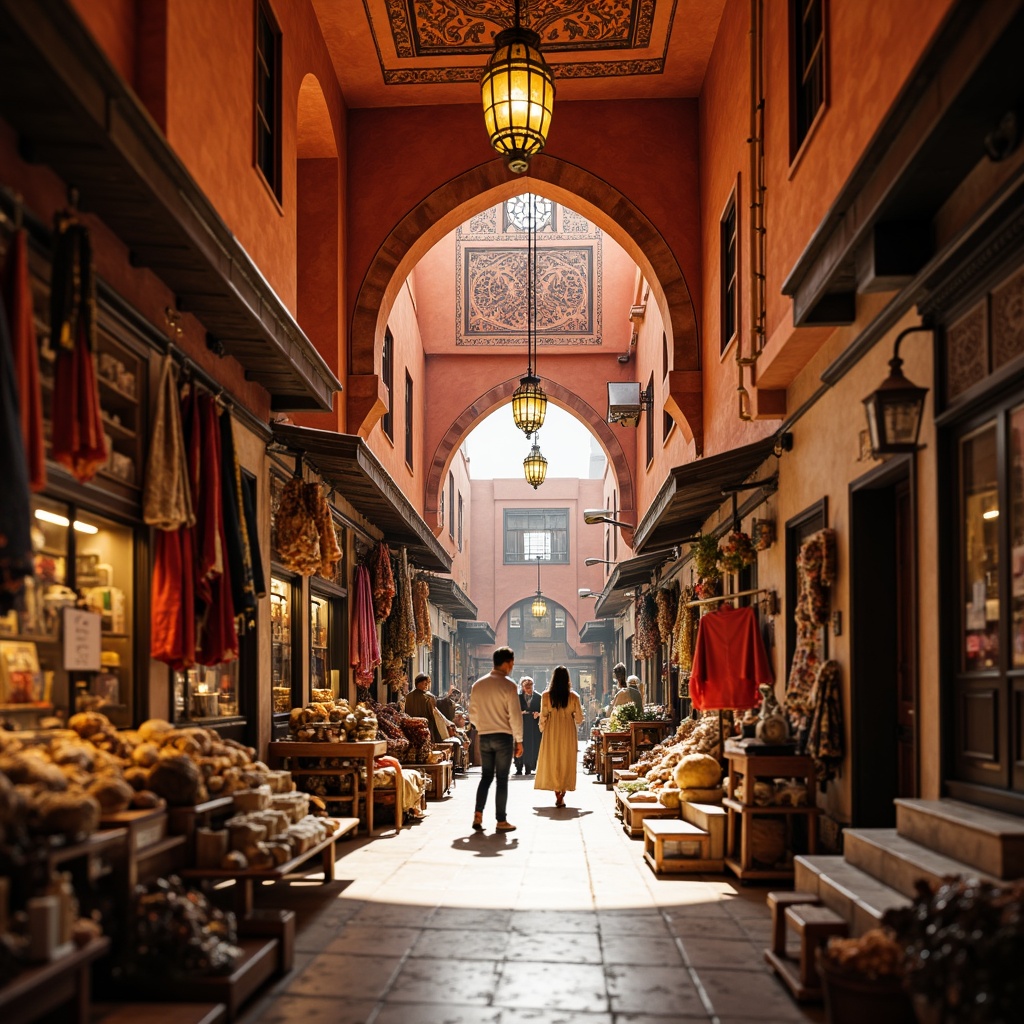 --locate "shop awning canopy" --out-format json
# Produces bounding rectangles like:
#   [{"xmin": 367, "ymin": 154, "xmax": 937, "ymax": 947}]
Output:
[
  {"xmin": 426, "ymin": 577, "xmax": 478, "ymax": 620},
  {"xmin": 579, "ymin": 619, "xmax": 615, "ymax": 645},
  {"xmin": 593, "ymin": 547, "xmax": 680, "ymax": 618},
  {"xmin": 0, "ymin": 0, "xmax": 340, "ymax": 412},
  {"xmin": 272, "ymin": 424, "xmax": 451, "ymax": 572},
  {"xmin": 457, "ymin": 621, "xmax": 496, "ymax": 645},
  {"xmin": 632, "ymin": 437, "xmax": 780, "ymax": 552}
]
